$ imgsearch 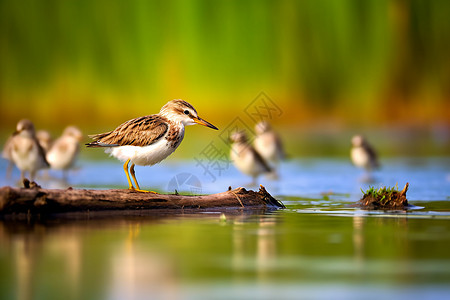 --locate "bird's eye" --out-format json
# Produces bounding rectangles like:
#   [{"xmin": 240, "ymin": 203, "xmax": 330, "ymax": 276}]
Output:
[{"xmin": 183, "ymin": 110, "xmax": 189, "ymax": 115}]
